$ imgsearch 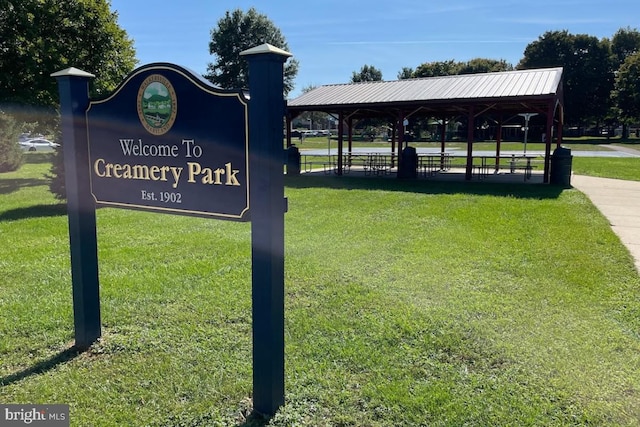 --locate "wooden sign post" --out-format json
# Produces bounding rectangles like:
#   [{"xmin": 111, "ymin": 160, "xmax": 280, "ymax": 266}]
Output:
[
  {"xmin": 242, "ymin": 44, "xmax": 292, "ymax": 416},
  {"xmin": 53, "ymin": 43, "xmax": 291, "ymax": 417},
  {"xmin": 51, "ymin": 67, "xmax": 101, "ymax": 350}
]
